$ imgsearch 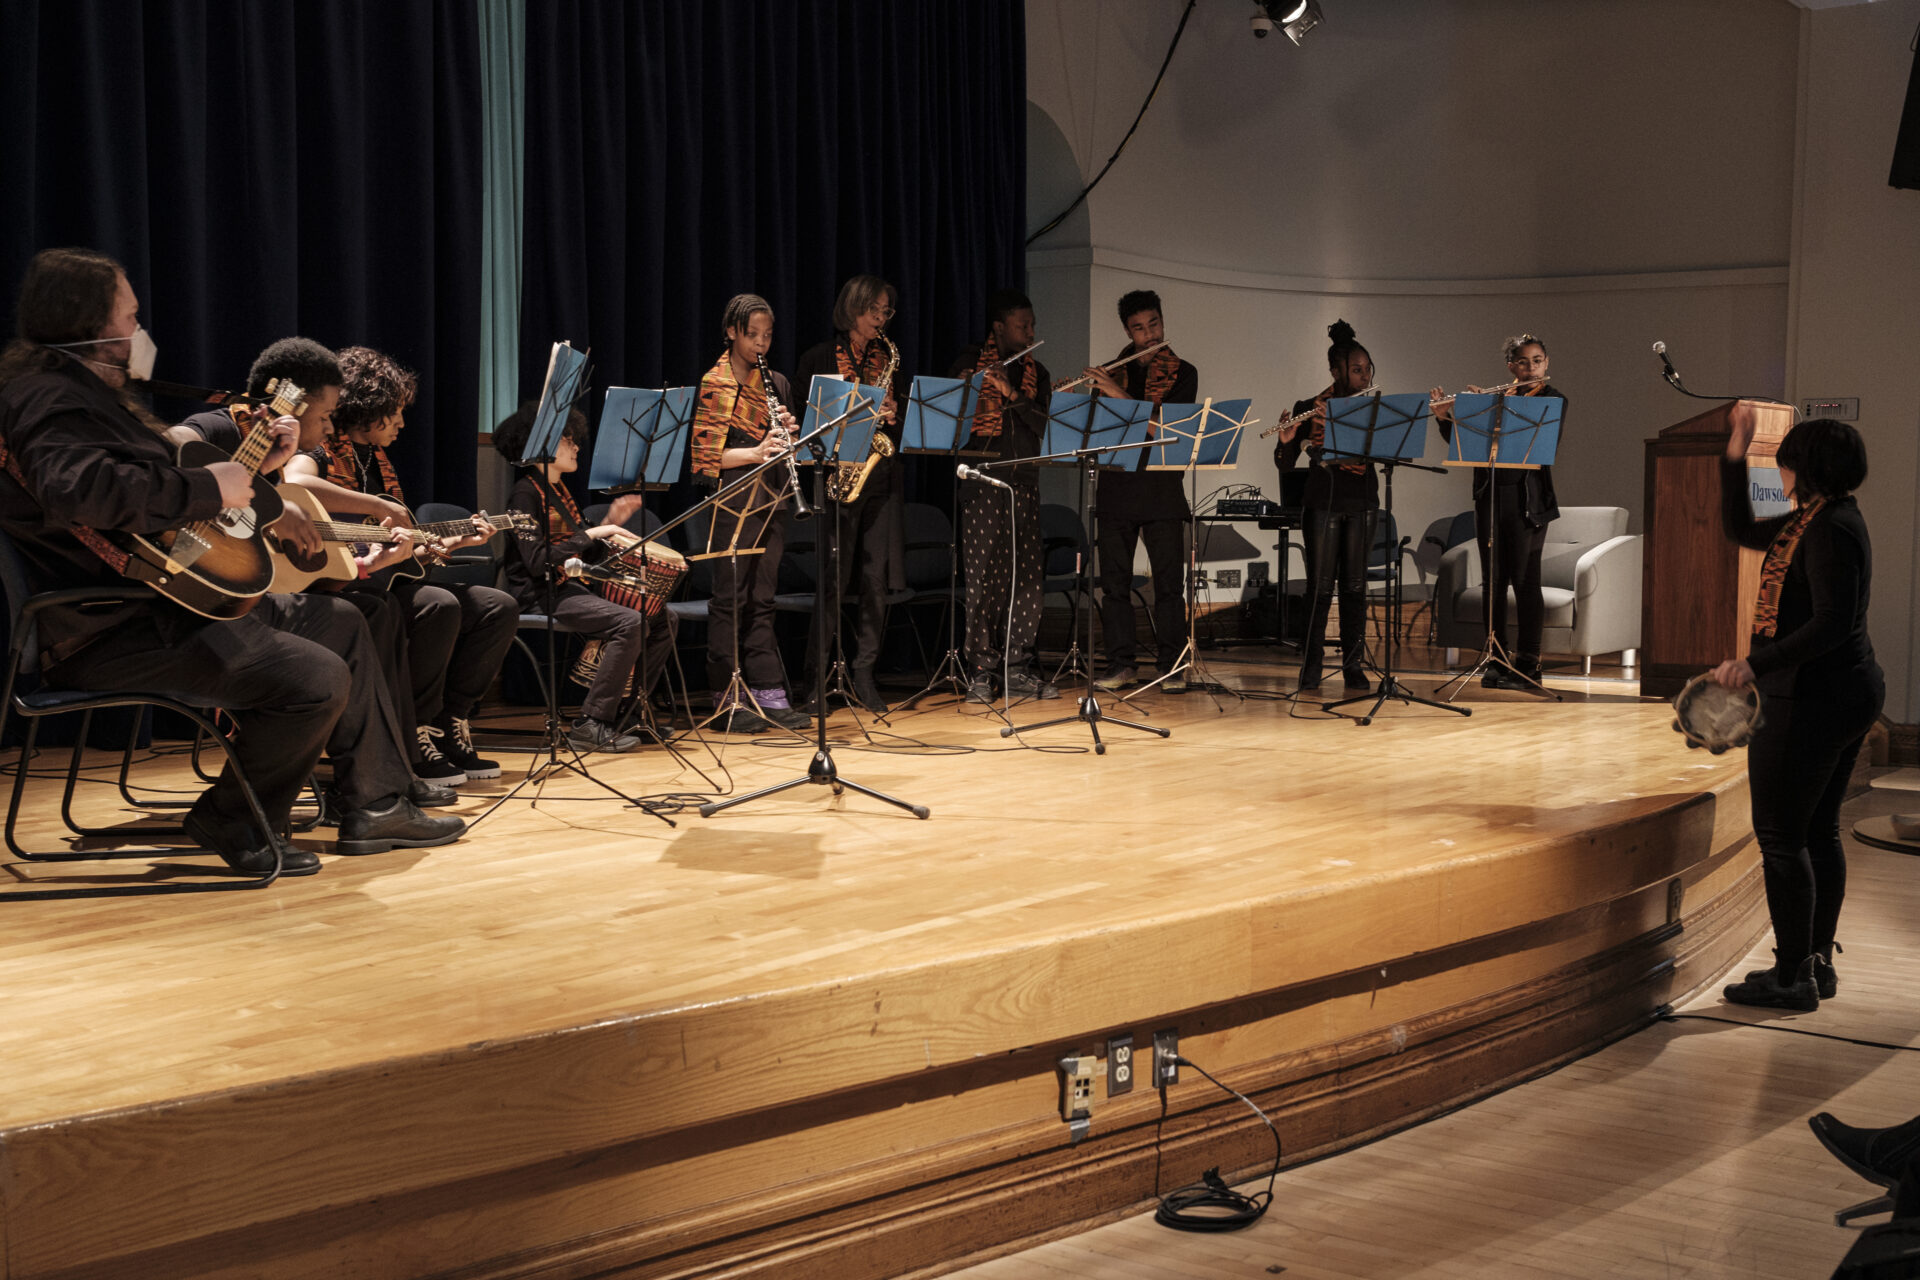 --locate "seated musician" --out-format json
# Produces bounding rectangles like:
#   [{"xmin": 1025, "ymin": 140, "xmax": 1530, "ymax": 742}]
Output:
[
  {"xmin": 492, "ymin": 401, "xmax": 677, "ymax": 753},
  {"xmin": 173, "ymin": 338, "xmax": 464, "ymax": 812},
  {"xmin": 283, "ymin": 346, "xmax": 517, "ymax": 784},
  {"xmin": 0, "ymin": 248, "xmax": 461, "ymax": 869}
]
